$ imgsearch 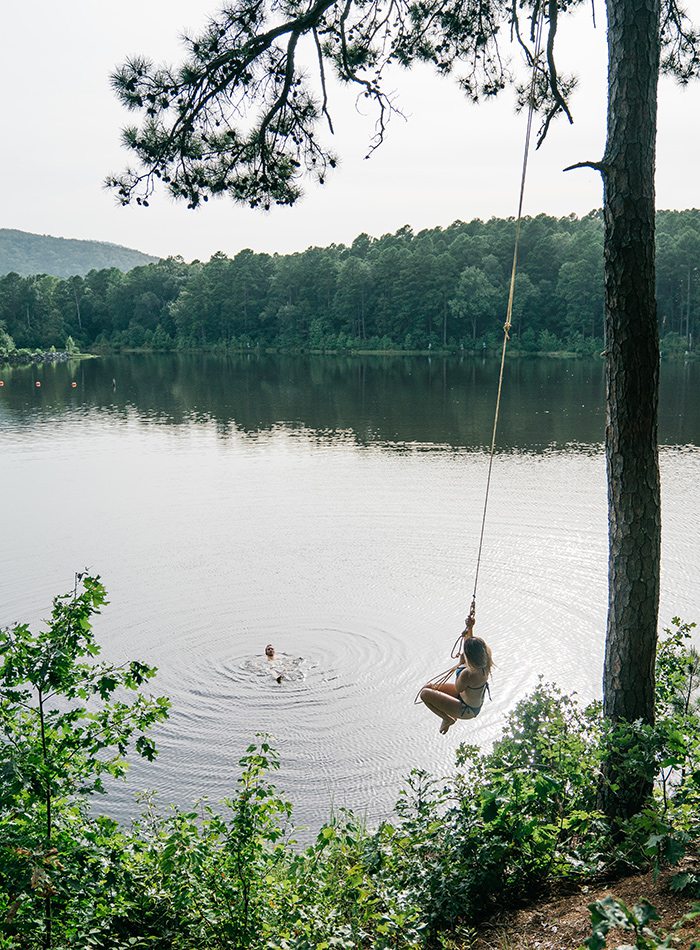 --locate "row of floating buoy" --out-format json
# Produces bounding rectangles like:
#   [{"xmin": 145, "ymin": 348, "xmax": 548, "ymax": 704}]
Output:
[{"xmin": 0, "ymin": 381, "xmax": 79, "ymax": 388}]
